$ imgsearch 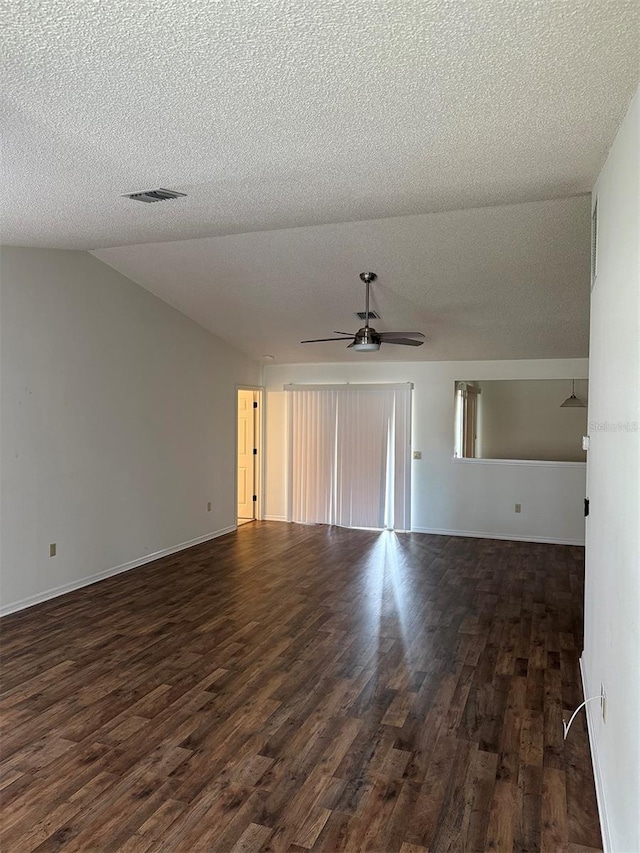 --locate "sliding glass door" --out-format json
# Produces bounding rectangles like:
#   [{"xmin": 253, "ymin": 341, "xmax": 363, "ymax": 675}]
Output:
[{"xmin": 287, "ymin": 384, "xmax": 412, "ymax": 531}]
